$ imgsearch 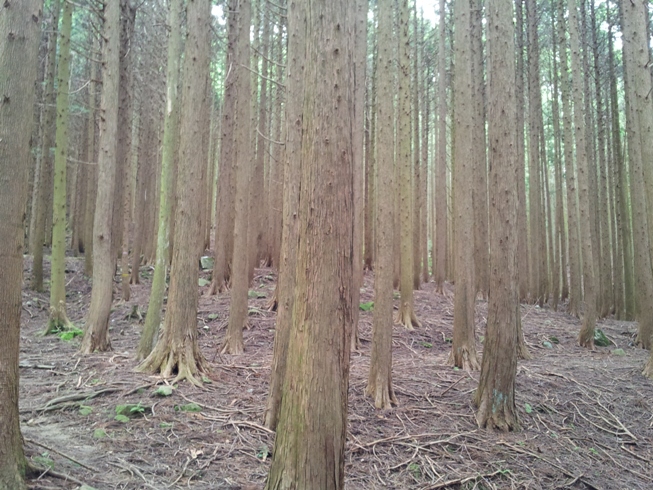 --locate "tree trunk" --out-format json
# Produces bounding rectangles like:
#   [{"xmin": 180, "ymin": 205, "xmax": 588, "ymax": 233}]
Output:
[
  {"xmin": 264, "ymin": 0, "xmax": 354, "ymax": 486},
  {"xmin": 621, "ymin": 0, "xmax": 653, "ymax": 351},
  {"xmin": 208, "ymin": 0, "xmax": 237, "ymax": 295},
  {"xmin": 138, "ymin": 0, "xmax": 183, "ymax": 360},
  {"xmin": 80, "ymin": 0, "xmax": 121, "ymax": 354},
  {"xmin": 366, "ymin": 0, "xmax": 397, "ymax": 411},
  {"xmin": 475, "ymin": 0, "xmax": 520, "ymax": 431},
  {"xmin": 568, "ymin": 0, "xmax": 597, "ymax": 348},
  {"xmin": 263, "ymin": 0, "xmax": 305, "ymax": 431},
  {"xmin": 137, "ymin": 0, "xmax": 211, "ymax": 385},
  {"xmin": 396, "ymin": 0, "xmax": 420, "ymax": 330},
  {"xmin": 434, "ymin": 0, "xmax": 448, "ymax": 294},
  {"xmin": 222, "ymin": 0, "xmax": 253, "ymax": 355},
  {"xmin": 450, "ymin": 0, "xmax": 479, "ymax": 371},
  {"xmin": 0, "ymin": 2, "xmax": 42, "ymax": 487},
  {"xmin": 47, "ymin": 0, "xmax": 74, "ymax": 334},
  {"xmin": 30, "ymin": 0, "xmax": 60, "ymax": 292}
]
